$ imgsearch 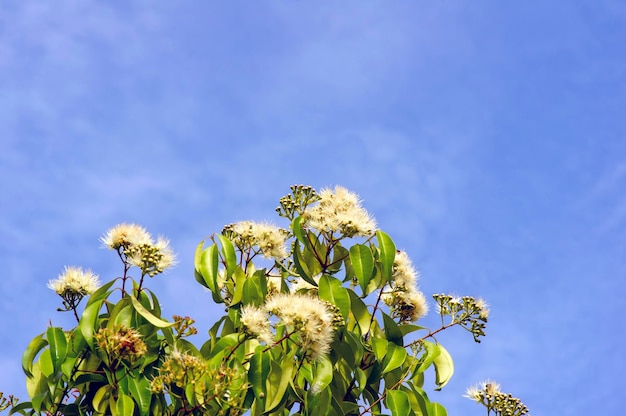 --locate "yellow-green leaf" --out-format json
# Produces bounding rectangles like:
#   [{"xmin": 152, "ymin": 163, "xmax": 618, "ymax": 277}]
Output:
[
  {"xmin": 130, "ymin": 295, "xmax": 173, "ymax": 328},
  {"xmin": 433, "ymin": 344, "xmax": 454, "ymax": 390}
]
